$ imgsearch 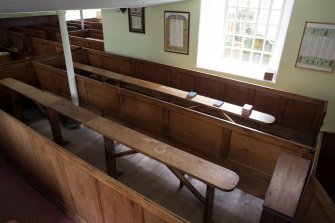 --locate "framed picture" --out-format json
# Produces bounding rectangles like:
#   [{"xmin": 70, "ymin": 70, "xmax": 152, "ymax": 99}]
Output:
[
  {"xmin": 296, "ymin": 22, "xmax": 335, "ymax": 72},
  {"xmin": 164, "ymin": 11, "xmax": 190, "ymax": 54},
  {"xmin": 128, "ymin": 8, "xmax": 145, "ymax": 33}
]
